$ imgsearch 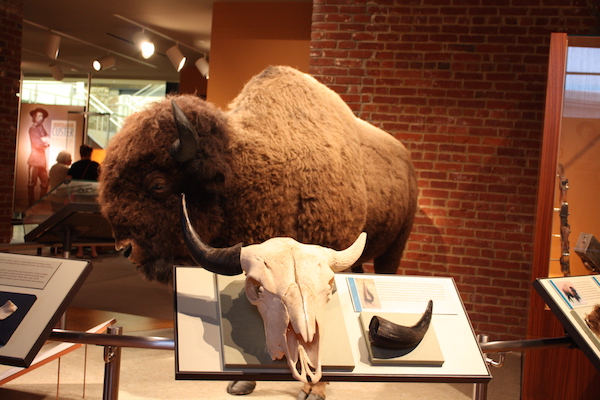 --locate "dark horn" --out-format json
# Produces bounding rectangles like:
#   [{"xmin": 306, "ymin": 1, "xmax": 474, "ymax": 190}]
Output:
[
  {"xmin": 180, "ymin": 193, "xmax": 243, "ymax": 276},
  {"xmin": 368, "ymin": 300, "xmax": 433, "ymax": 350},
  {"xmin": 169, "ymin": 99, "xmax": 200, "ymax": 163}
]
